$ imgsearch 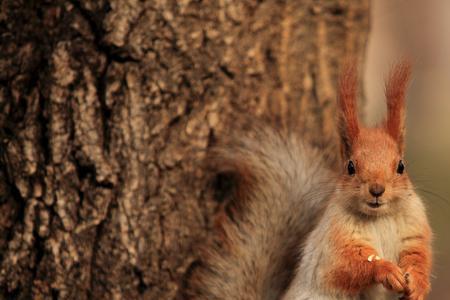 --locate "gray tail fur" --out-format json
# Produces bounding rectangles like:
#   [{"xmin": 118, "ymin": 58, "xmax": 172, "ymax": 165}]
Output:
[{"xmin": 188, "ymin": 124, "xmax": 335, "ymax": 300}]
